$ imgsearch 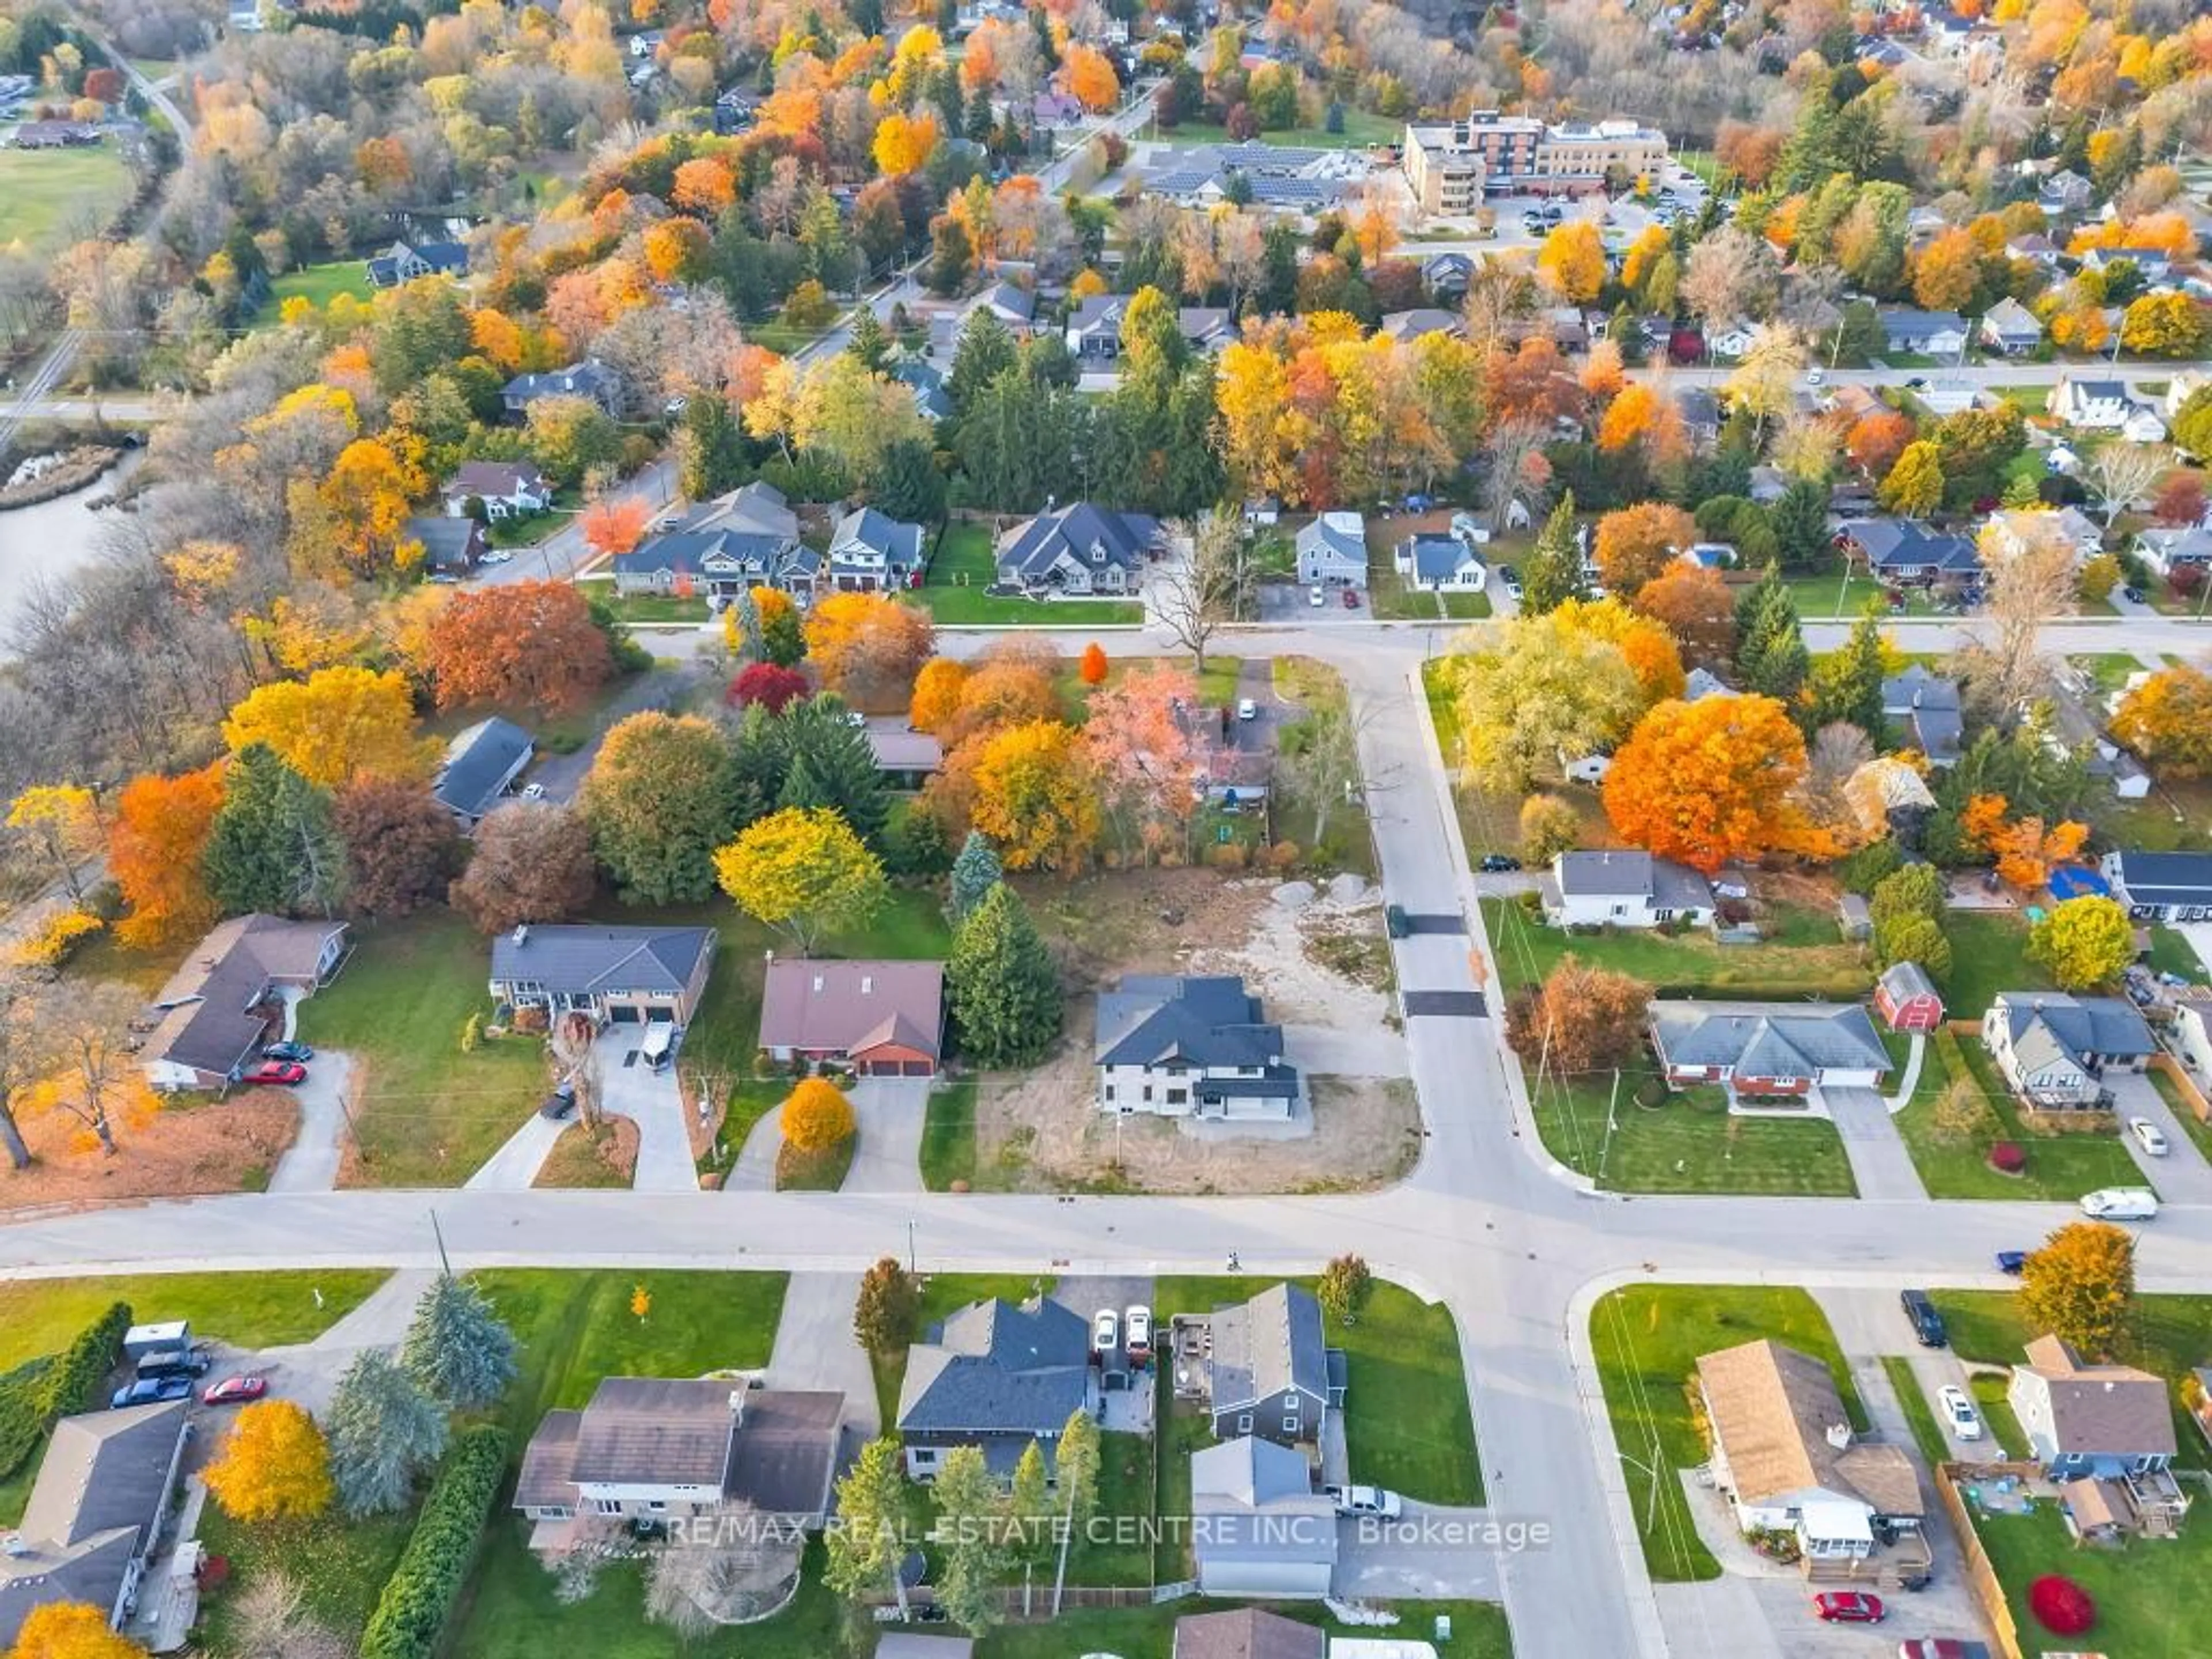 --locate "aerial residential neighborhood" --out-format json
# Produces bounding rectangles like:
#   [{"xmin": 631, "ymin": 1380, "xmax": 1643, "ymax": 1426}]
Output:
[{"xmin": 4, "ymin": 0, "xmax": 2212, "ymax": 1654}]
